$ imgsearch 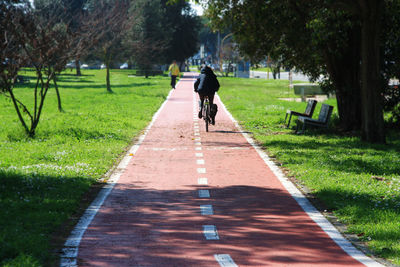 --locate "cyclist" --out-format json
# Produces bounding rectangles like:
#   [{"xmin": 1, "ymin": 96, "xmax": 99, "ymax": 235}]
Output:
[{"xmin": 194, "ymin": 65, "xmax": 220, "ymax": 125}]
